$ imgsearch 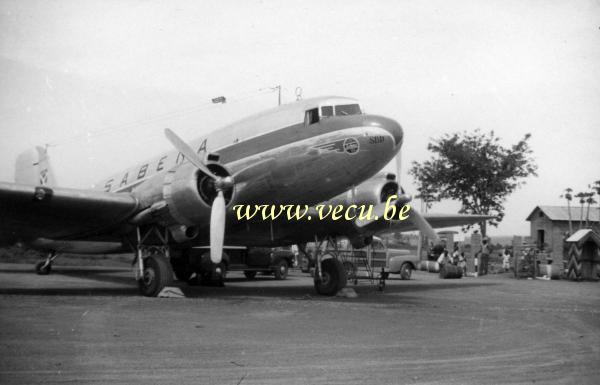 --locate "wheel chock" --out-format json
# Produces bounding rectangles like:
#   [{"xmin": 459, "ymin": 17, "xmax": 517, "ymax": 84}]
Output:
[
  {"xmin": 158, "ymin": 287, "xmax": 185, "ymax": 298},
  {"xmin": 336, "ymin": 287, "xmax": 358, "ymax": 298}
]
